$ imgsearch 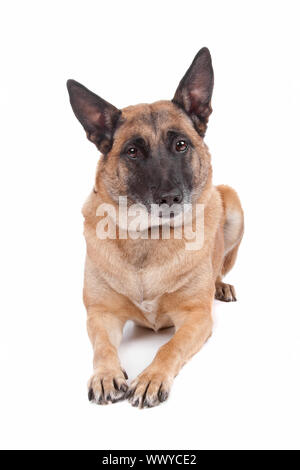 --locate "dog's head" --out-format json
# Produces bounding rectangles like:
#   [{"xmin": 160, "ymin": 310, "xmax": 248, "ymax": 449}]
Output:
[{"xmin": 67, "ymin": 47, "xmax": 214, "ymax": 214}]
